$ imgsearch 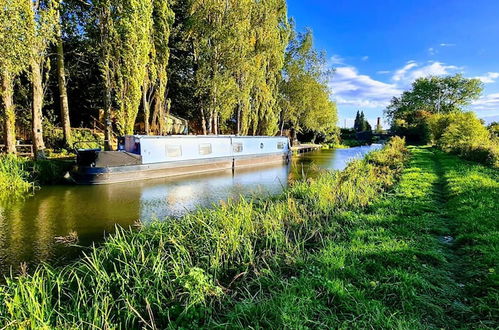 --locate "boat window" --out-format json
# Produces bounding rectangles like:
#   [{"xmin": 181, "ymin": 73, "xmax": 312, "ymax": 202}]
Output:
[
  {"xmin": 199, "ymin": 143, "xmax": 212, "ymax": 155},
  {"xmin": 166, "ymin": 145, "xmax": 182, "ymax": 157},
  {"xmin": 233, "ymin": 142, "xmax": 243, "ymax": 153},
  {"xmin": 260, "ymin": 143, "xmax": 264, "ymax": 149},
  {"xmin": 277, "ymin": 142, "xmax": 285, "ymax": 150}
]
